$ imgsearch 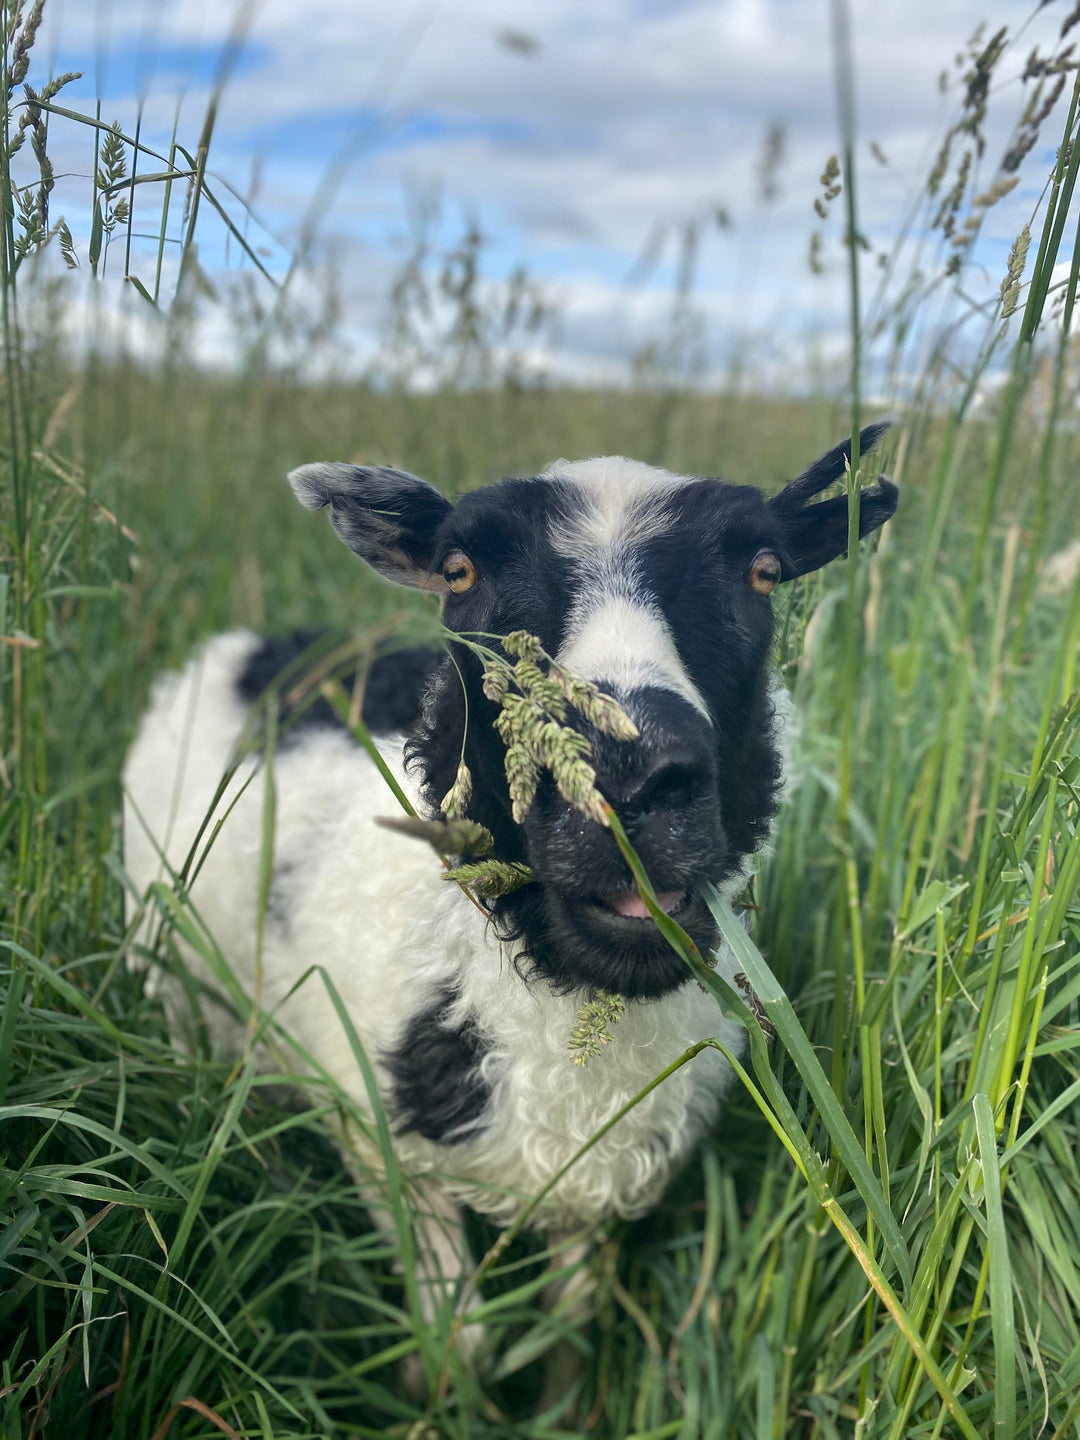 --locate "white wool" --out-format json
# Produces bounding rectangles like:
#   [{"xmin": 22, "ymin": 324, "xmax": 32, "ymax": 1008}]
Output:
[
  {"xmin": 543, "ymin": 455, "xmax": 696, "ymax": 556},
  {"xmin": 556, "ymin": 592, "xmax": 711, "ymax": 722},
  {"xmin": 124, "ymin": 630, "xmax": 786, "ymax": 1230}
]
